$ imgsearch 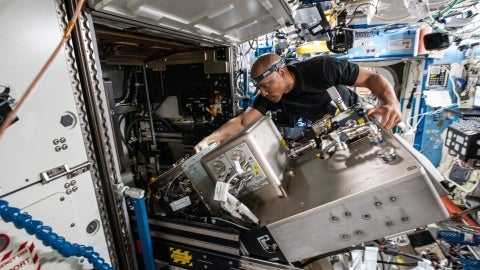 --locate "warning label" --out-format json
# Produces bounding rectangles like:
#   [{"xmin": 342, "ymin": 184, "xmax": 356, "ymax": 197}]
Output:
[
  {"xmin": 169, "ymin": 247, "xmax": 193, "ymax": 267},
  {"xmin": 0, "ymin": 241, "xmax": 40, "ymax": 270}
]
